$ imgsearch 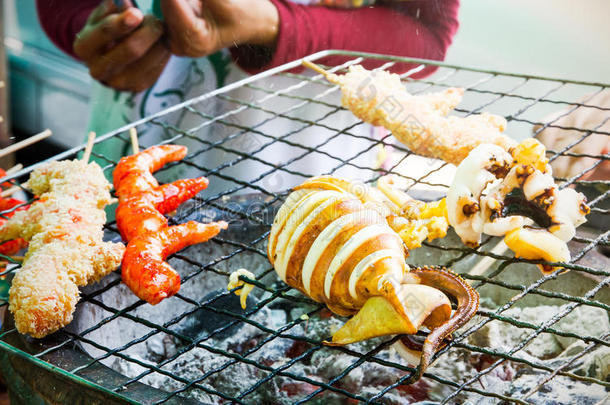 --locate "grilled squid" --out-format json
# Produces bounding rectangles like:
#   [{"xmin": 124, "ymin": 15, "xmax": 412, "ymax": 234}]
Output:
[
  {"xmin": 447, "ymin": 138, "xmax": 590, "ymax": 273},
  {"xmin": 268, "ymin": 176, "xmax": 479, "ymax": 381}
]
